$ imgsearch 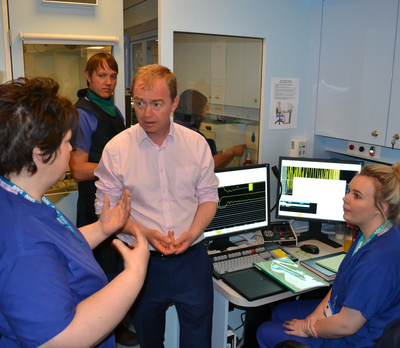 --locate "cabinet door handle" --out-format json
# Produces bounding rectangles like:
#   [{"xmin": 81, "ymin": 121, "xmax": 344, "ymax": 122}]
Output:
[
  {"xmin": 393, "ymin": 133, "xmax": 400, "ymax": 140},
  {"xmin": 371, "ymin": 130, "xmax": 379, "ymax": 137}
]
